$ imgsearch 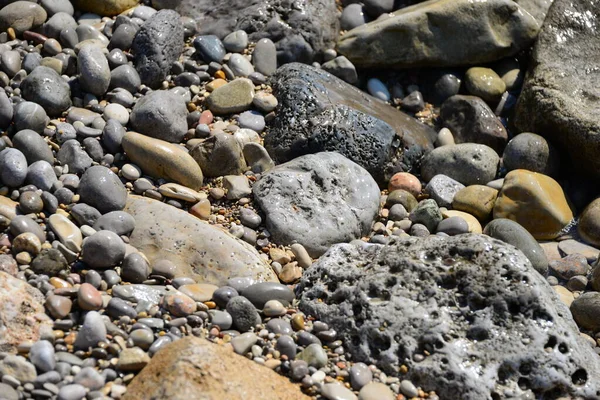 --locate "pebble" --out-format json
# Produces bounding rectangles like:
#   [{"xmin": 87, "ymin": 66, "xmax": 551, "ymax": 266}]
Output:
[
  {"xmin": 322, "ymin": 383, "xmax": 358, "ymax": 400},
  {"xmin": 78, "ymin": 283, "xmax": 103, "ymax": 311},
  {"xmin": 0, "ymin": 148, "xmax": 27, "ymax": 188},
  {"xmin": 229, "ymin": 53, "xmax": 254, "ymax": 77},
  {"xmin": 45, "ymin": 295, "xmax": 72, "ymax": 319},
  {"xmin": 116, "ymin": 347, "xmax": 149, "ymax": 372},
  {"xmin": 359, "ymin": 382, "xmax": 395, "ymax": 400},
  {"xmin": 103, "ymin": 103, "xmax": 129, "ymax": 125},
  {"xmin": 213, "ymin": 286, "xmax": 239, "ymax": 308},
  {"xmin": 74, "ymin": 311, "xmax": 106, "ymax": 350},
  {"xmin": 296, "ymin": 343, "xmax": 327, "ymax": 368},
  {"xmin": 73, "ymin": 367, "xmax": 104, "ymax": 390},
  {"xmin": 350, "ymin": 362, "xmax": 373, "ymax": 390},
  {"xmin": 465, "ymin": 67, "xmax": 506, "ymax": 102},
  {"xmin": 193, "ymin": 35, "xmax": 225, "ymax": 64},
  {"xmin": 252, "ymin": 38, "xmax": 277, "ymax": 76},
  {"xmin": 238, "ymin": 110, "xmax": 266, "ymax": 132},
  {"xmin": 78, "ymin": 44, "xmax": 111, "ymax": 96},
  {"xmin": 400, "ymin": 380, "xmax": 419, "ymax": 398},
  {"xmin": 206, "ymin": 78, "xmax": 255, "ymax": 115},
  {"xmin": 121, "ymin": 253, "xmax": 150, "ymax": 284},
  {"xmin": 29, "ymin": 341, "xmax": 56, "ymax": 373},
  {"xmin": 209, "ymin": 310, "xmax": 233, "ymax": 330},
  {"xmin": 223, "ymin": 175, "xmax": 251, "ymax": 200},
  {"xmin": 226, "ymin": 296, "xmax": 261, "ymax": 332},
  {"xmin": 231, "ymin": 332, "xmax": 258, "ymax": 355},
  {"xmin": 57, "ymin": 384, "xmax": 86, "ymax": 400},
  {"xmin": 161, "ymin": 292, "xmax": 196, "ymax": 317},
  {"xmin": 81, "ymin": 230, "xmax": 126, "ymax": 268},
  {"xmin": 252, "ymin": 92, "xmax": 278, "ymax": 113},
  {"xmin": 242, "ymin": 282, "xmax": 295, "ymax": 308},
  {"xmin": 178, "ymin": 283, "xmax": 218, "ymax": 302},
  {"xmin": 223, "ymin": 30, "xmax": 248, "ymax": 53},
  {"xmin": 367, "ymin": 78, "xmax": 390, "ymax": 101}
]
